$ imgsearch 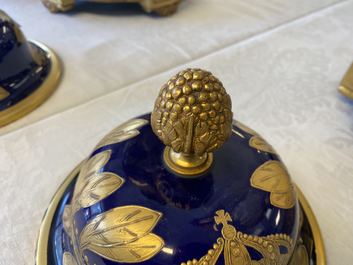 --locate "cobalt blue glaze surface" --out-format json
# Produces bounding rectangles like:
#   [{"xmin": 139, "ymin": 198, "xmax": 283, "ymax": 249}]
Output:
[
  {"xmin": 49, "ymin": 113, "xmax": 299, "ymax": 265},
  {"xmin": 0, "ymin": 14, "xmax": 50, "ymax": 110}
]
